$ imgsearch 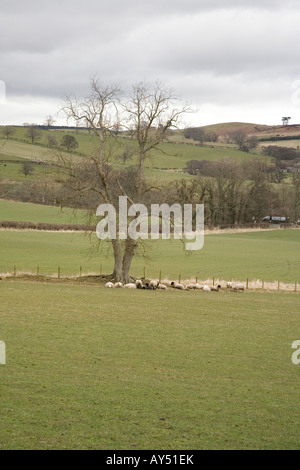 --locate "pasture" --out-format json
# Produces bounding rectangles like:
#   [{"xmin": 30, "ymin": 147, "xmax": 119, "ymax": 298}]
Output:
[
  {"xmin": 0, "ymin": 281, "xmax": 299, "ymax": 450},
  {"xmin": 0, "ymin": 228, "xmax": 299, "ymax": 285},
  {"xmin": 0, "ymin": 199, "xmax": 87, "ymax": 225}
]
